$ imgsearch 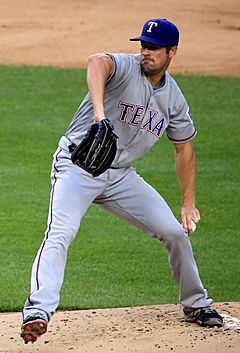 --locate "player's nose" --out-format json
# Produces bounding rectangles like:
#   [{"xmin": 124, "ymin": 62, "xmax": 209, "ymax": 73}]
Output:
[{"xmin": 141, "ymin": 47, "xmax": 151, "ymax": 56}]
